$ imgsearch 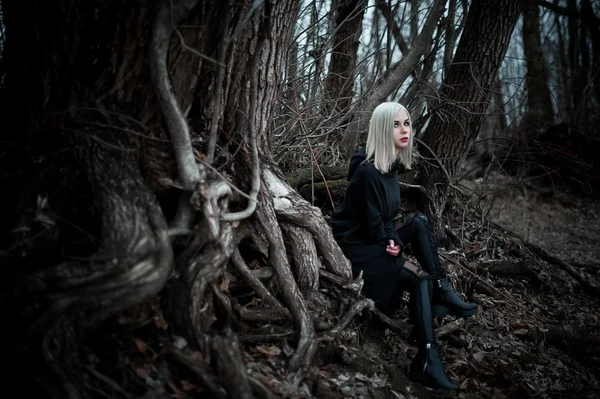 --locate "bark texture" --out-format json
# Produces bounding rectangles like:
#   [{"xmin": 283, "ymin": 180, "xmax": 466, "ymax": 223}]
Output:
[
  {"xmin": 523, "ymin": 0, "xmax": 555, "ymax": 124},
  {"xmin": 418, "ymin": 0, "xmax": 524, "ymax": 240},
  {"xmin": 0, "ymin": 0, "xmax": 360, "ymax": 396}
]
